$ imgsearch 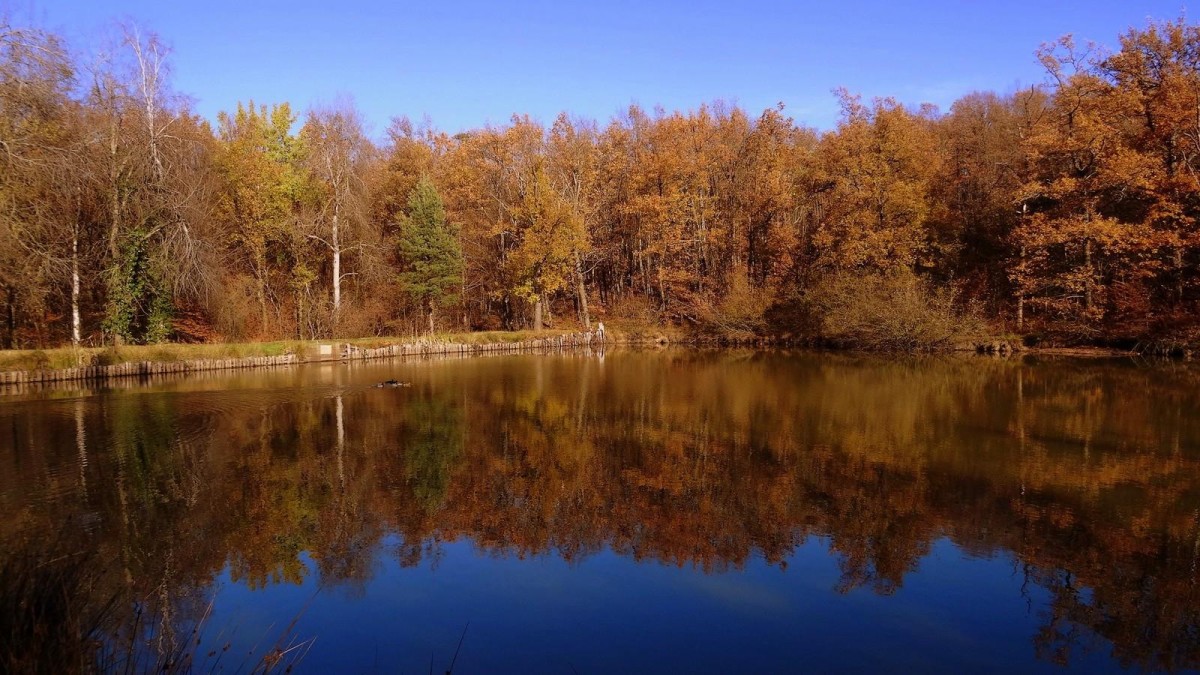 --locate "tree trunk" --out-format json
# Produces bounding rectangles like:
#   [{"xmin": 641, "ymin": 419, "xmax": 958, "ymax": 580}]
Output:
[
  {"xmin": 296, "ymin": 287, "xmax": 305, "ymax": 341},
  {"xmin": 1083, "ymin": 237, "xmax": 1093, "ymax": 311},
  {"xmin": 131, "ymin": 32, "xmax": 165, "ymax": 185},
  {"xmin": 71, "ymin": 223, "xmax": 81, "ymax": 347},
  {"xmin": 533, "ymin": 298, "xmax": 543, "ymax": 332},
  {"xmin": 3, "ymin": 286, "xmax": 15, "ymax": 350},
  {"xmin": 108, "ymin": 119, "xmax": 121, "ymax": 260},
  {"xmin": 332, "ymin": 211, "xmax": 341, "ymax": 322},
  {"xmin": 574, "ymin": 252, "xmax": 591, "ymax": 329},
  {"xmin": 257, "ymin": 271, "xmax": 269, "ymax": 337},
  {"xmin": 1176, "ymin": 246, "xmax": 1185, "ymax": 305},
  {"xmin": 658, "ymin": 265, "xmax": 667, "ymax": 310},
  {"xmin": 1017, "ymin": 245, "xmax": 1026, "ymax": 330},
  {"xmin": 427, "ymin": 299, "xmax": 435, "ymax": 336}
]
